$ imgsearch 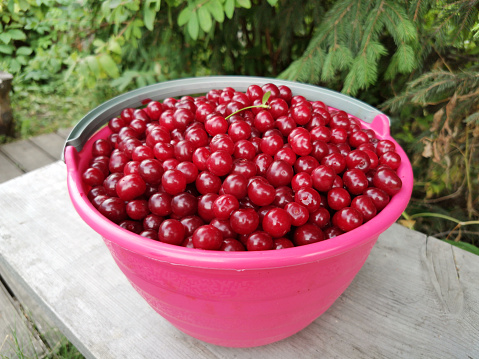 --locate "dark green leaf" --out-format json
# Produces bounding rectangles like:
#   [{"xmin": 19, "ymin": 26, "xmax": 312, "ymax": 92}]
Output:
[
  {"xmin": 0, "ymin": 44, "xmax": 14, "ymax": 54},
  {"xmin": 99, "ymin": 54, "xmax": 120, "ymax": 78},
  {"xmin": 0, "ymin": 33, "xmax": 11, "ymax": 45},
  {"xmin": 178, "ymin": 7, "xmax": 192, "ymax": 26},
  {"xmin": 15, "ymin": 46, "xmax": 32, "ymax": 56},
  {"xmin": 224, "ymin": 0, "xmax": 234, "ymax": 19},
  {"xmin": 236, "ymin": 0, "xmax": 251, "ymax": 9},
  {"xmin": 207, "ymin": 0, "xmax": 224, "ymax": 23},
  {"xmin": 198, "ymin": 6, "xmax": 212, "ymax": 33},
  {"xmin": 188, "ymin": 12, "xmax": 199, "ymax": 40},
  {"xmin": 143, "ymin": 7, "xmax": 157, "ymax": 31},
  {"xmin": 8, "ymin": 29, "xmax": 26, "ymax": 41},
  {"xmin": 443, "ymin": 240, "xmax": 479, "ymax": 256},
  {"xmin": 266, "ymin": 0, "xmax": 278, "ymax": 5}
]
